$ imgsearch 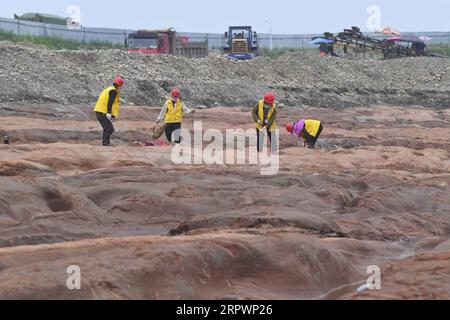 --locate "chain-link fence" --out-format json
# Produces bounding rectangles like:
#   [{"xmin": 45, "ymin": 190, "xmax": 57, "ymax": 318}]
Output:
[{"xmin": 2, "ymin": 16, "xmax": 450, "ymax": 49}]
